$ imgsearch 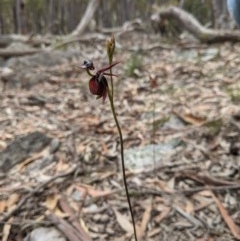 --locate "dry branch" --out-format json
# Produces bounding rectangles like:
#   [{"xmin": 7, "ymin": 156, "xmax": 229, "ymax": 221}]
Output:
[
  {"xmin": 0, "ymin": 48, "xmax": 40, "ymax": 58},
  {"xmin": 0, "ymin": 34, "xmax": 51, "ymax": 48},
  {"xmin": 47, "ymin": 213, "xmax": 92, "ymax": 241},
  {"xmin": 155, "ymin": 6, "xmax": 240, "ymax": 43}
]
